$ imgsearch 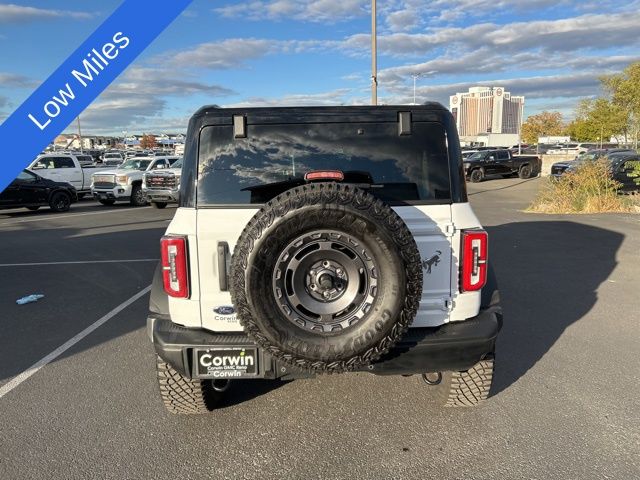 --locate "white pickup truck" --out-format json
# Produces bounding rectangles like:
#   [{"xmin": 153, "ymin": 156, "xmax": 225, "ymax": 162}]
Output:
[
  {"xmin": 142, "ymin": 158, "xmax": 183, "ymax": 209},
  {"xmin": 28, "ymin": 153, "xmax": 111, "ymax": 197},
  {"xmin": 91, "ymin": 156, "xmax": 179, "ymax": 206}
]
